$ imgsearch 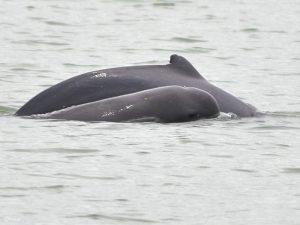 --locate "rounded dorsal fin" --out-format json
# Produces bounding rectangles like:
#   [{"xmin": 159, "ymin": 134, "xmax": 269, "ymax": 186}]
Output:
[{"xmin": 169, "ymin": 54, "xmax": 204, "ymax": 79}]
